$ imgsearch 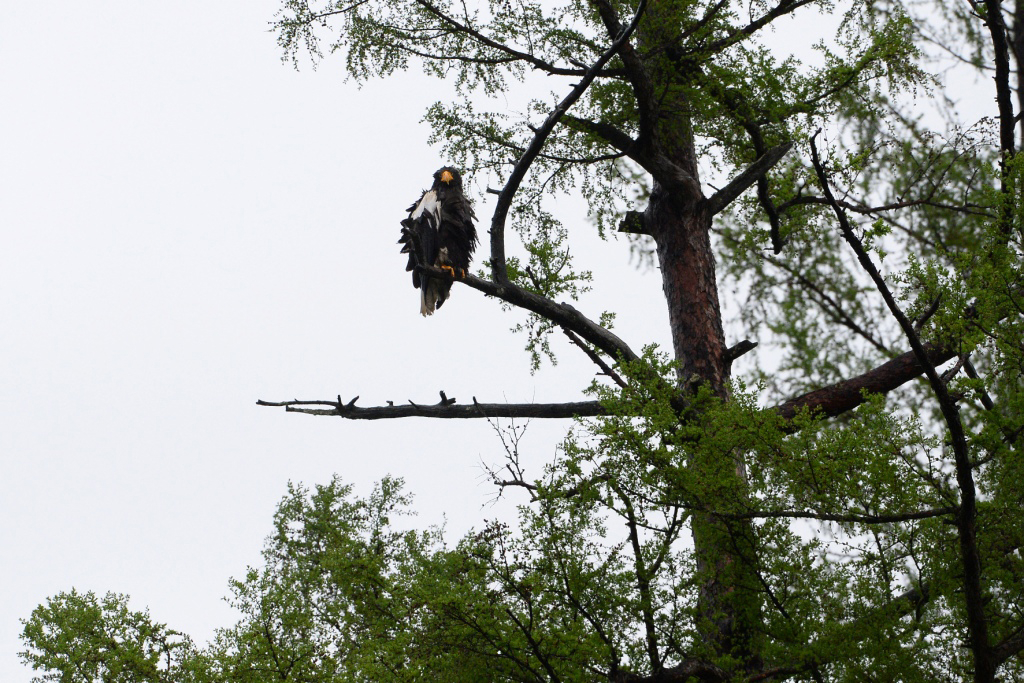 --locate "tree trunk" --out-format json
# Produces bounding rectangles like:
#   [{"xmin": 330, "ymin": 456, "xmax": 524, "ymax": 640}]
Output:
[
  {"xmin": 648, "ymin": 188, "xmax": 727, "ymax": 392},
  {"xmin": 647, "ymin": 176, "xmax": 764, "ymax": 671}
]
